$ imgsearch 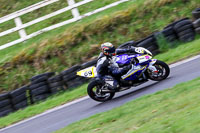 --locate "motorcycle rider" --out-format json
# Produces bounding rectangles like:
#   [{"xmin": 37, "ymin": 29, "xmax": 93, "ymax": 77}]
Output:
[{"xmin": 96, "ymin": 41, "xmax": 146, "ymax": 91}]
